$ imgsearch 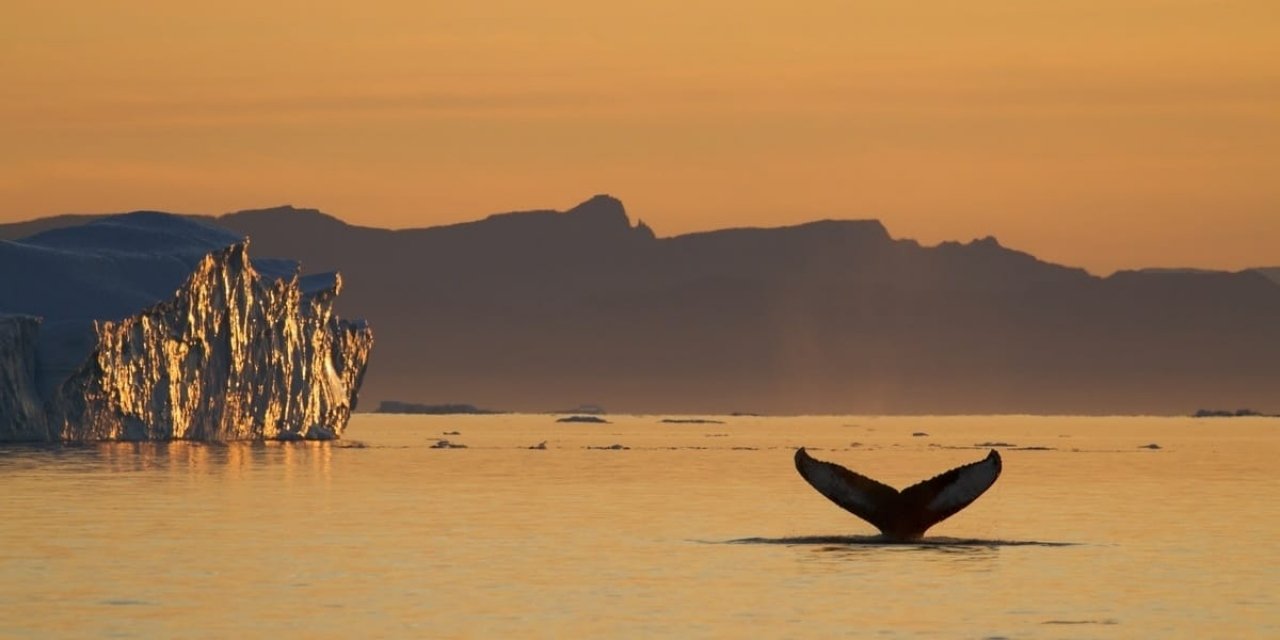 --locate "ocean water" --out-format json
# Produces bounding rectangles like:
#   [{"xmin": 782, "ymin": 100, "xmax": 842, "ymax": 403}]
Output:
[{"xmin": 1, "ymin": 415, "xmax": 1277, "ymax": 638}]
